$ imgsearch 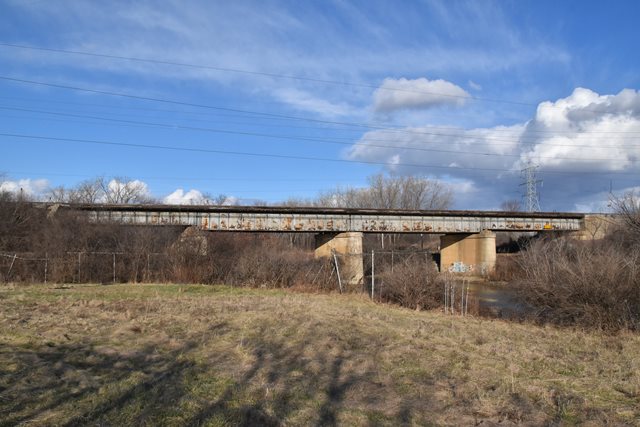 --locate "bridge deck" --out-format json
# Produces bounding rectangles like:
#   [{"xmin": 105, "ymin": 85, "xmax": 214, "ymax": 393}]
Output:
[{"xmin": 51, "ymin": 204, "xmax": 584, "ymax": 234}]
